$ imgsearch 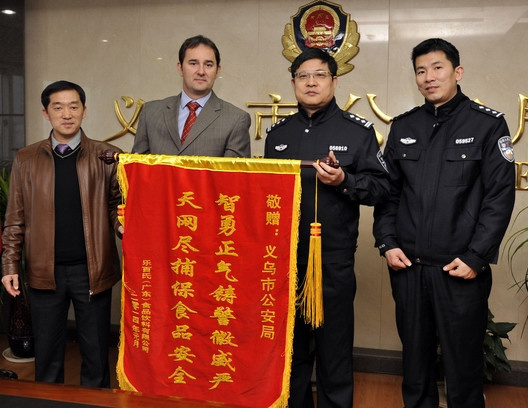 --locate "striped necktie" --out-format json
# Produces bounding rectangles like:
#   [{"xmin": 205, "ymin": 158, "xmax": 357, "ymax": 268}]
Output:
[{"xmin": 181, "ymin": 101, "xmax": 200, "ymax": 143}]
